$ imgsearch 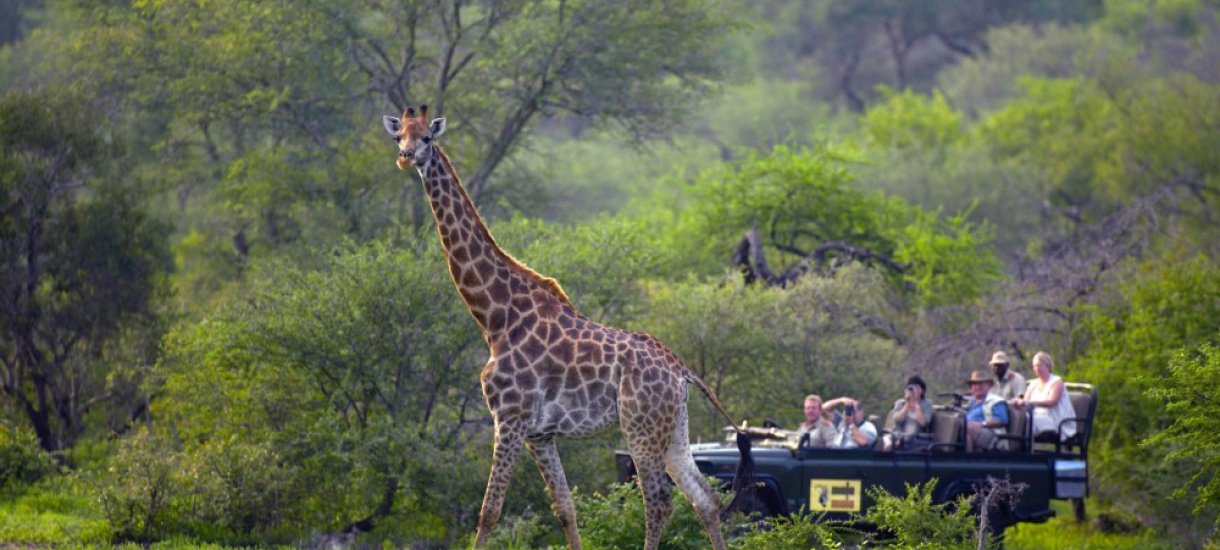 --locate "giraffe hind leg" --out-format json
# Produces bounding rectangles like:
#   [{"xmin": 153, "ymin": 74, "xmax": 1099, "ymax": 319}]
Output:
[
  {"xmin": 632, "ymin": 453, "xmax": 674, "ymax": 550},
  {"xmin": 526, "ymin": 438, "xmax": 582, "ymax": 550},
  {"xmin": 666, "ymin": 406, "xmax": 728, "ymax": 550},
  {"xmin": 473, "ymin": 422, "xmax": 524, "ymax": 548}
]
